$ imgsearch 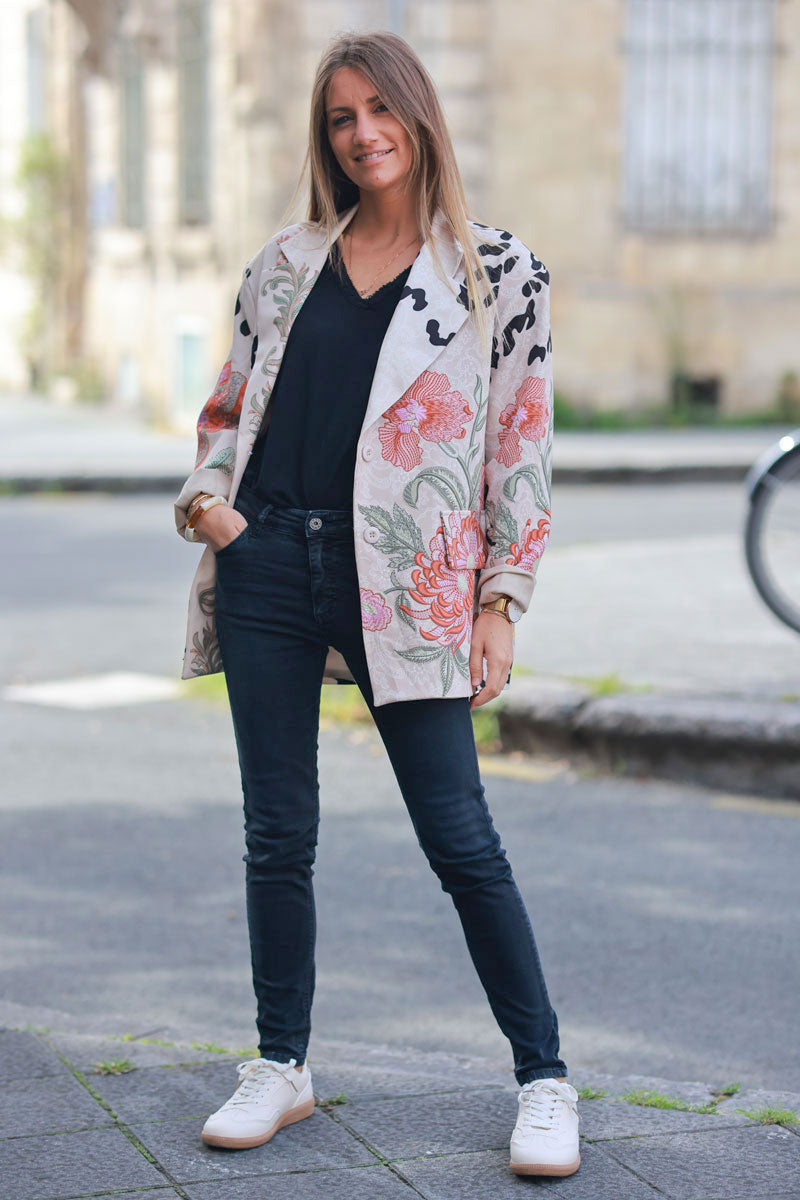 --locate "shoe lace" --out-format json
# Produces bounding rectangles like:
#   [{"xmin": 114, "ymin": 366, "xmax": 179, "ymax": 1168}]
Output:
[
  {"xmin": 518, "ymin": 1081, "xmax": 580, "ymax": 1129},
  {"xmin": 224, "ymin": 1057, "xmax": 300, "ymax": 1106}
]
